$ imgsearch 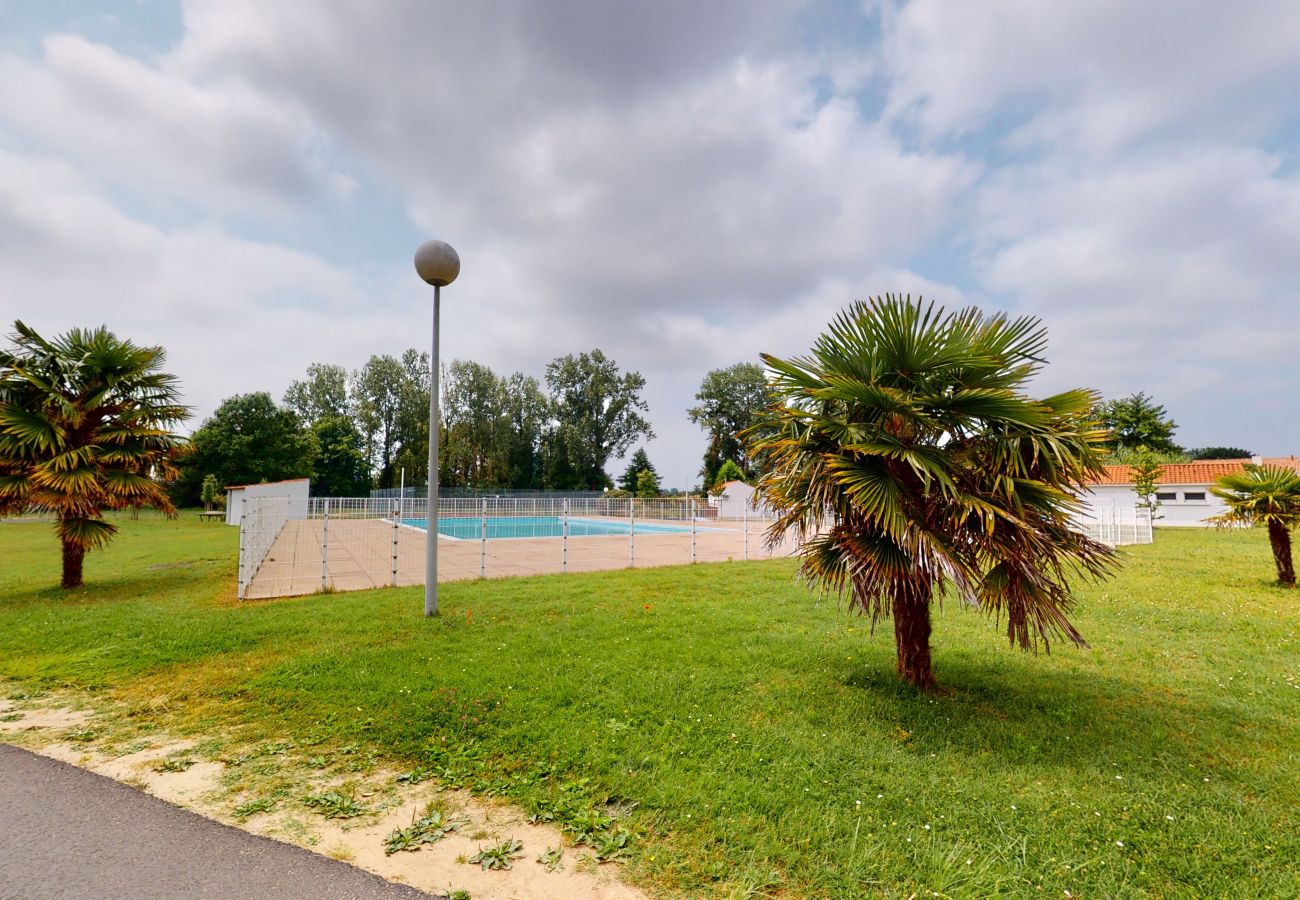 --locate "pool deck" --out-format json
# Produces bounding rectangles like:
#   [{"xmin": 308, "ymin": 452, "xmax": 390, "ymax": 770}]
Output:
[{"xmin": 244, "ymin": 516, "xmax": 797, "ymax": 600}]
